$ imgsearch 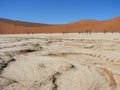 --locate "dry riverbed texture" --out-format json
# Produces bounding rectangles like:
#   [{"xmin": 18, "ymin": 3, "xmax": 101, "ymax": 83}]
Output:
[{"xmin": 0, "ymin": 33, "xmax": 120, "ymax": 90}]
